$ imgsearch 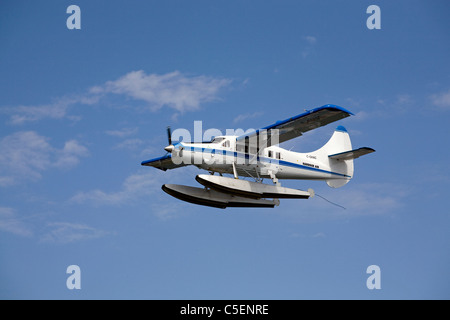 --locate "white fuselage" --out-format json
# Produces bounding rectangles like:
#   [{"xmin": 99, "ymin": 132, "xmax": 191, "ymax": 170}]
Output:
[{"xmin": 171, "ymin": 135, "xmax": 352, "ymax": 184}]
